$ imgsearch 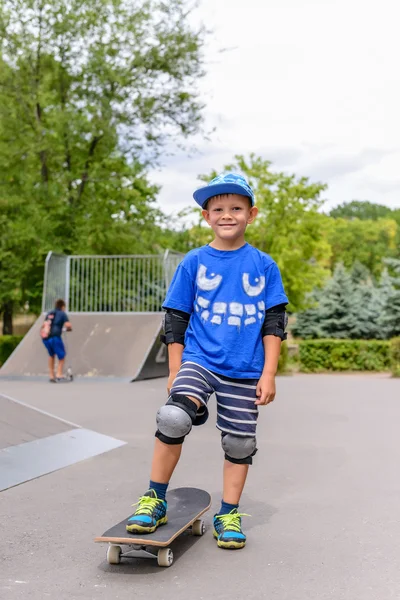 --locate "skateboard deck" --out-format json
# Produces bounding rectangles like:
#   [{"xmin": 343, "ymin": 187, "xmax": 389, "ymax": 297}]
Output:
[{"xmin": 95, "ymin": 487, "xmax": 211, "ymax": 567}]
